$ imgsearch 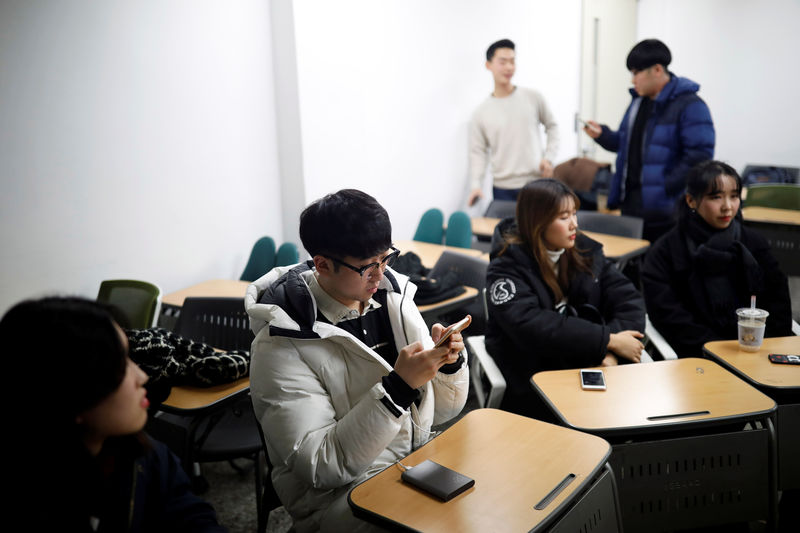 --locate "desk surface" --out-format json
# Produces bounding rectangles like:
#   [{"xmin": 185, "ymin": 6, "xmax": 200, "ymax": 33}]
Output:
[
  {"xmin": 349, "ymin": 408, "xmax": 610, "ymax": 533},
  {"xmin": 395, "ymin": 239, "xmax": 487, "ymax": 269},
  {"xmin": 162, "ymin": 279, "xmax": 250, "ymax": 307},
  {"xmin": 742, "ymin": 206, "xmax": 800, "ymax": 225},
  {"xmin": 470, "ymin": 217, "xmax": 650, "ymax": 260},
  {"xmin": 417, "ymin": 286, "xmax": 479, "ymax": 314},
  {"xmin": 162, "ymin": 376, "xmax": 250, "ymax": 411},
  {"xmin": 704, "ymin": 337, "xmax": 800, "ymax": 390},
  {"xmin": 532, "ymin": 358, "xmax": 775, "ymax": 436}
]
